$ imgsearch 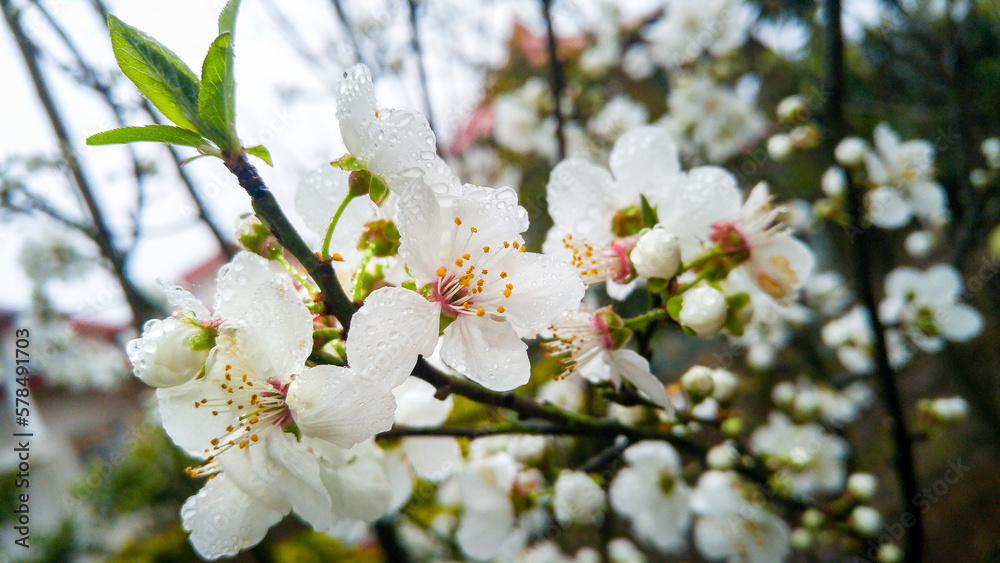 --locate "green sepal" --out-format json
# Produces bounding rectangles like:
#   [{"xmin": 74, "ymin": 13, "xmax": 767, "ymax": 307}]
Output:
[
  {"xmin": 332, "ymin": 154, "xmax": 365, "ymax": 171},
  {"xmin": 647, "ymin": 277, "xmax": 669, "ymax": 294},
  {"xmin": 186, "ymin": 327, "xmax": 216, "ymax": 351},
  {"xmin": 727, "ymin": 292, "xmax": 751, "ymax": 312},
  {"xmin": 723, "ymin": 312, "xmax": 745, "ymax": 337},
  {"xmin": 401, "ymin": 280, "xmax": 417, "ymax": 291},
  {"xmin": 107, "ymin": 15, "xmax": 203, "ymax": 133},
  {"xmin": 368, "ymin": 174, "xmax": 390, "ymax": 206},
  {"xmin": 198, "ymin": 32, "xmax": 238, "ymax": 150},
  {"xmin": 245, "ymin": 145, "xmax": 273, "ymax": 166},
  {"xmin": 640, "ymin": 194, "xmax": 659, "ymax": 228},
  {"xmin": 666, "ymin": 295, "xmax": 684, "ymax": 320},
  {"xmin": 608, "ymin": 327, "xmax": 633, "ymax": 350},
  {"xmin": 86, "ymin": 125, "xmax": 209, "ymax": 148},
  {"xmin": 284, "ymin": 423, "xmax": 302, "ymax": 441}
]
